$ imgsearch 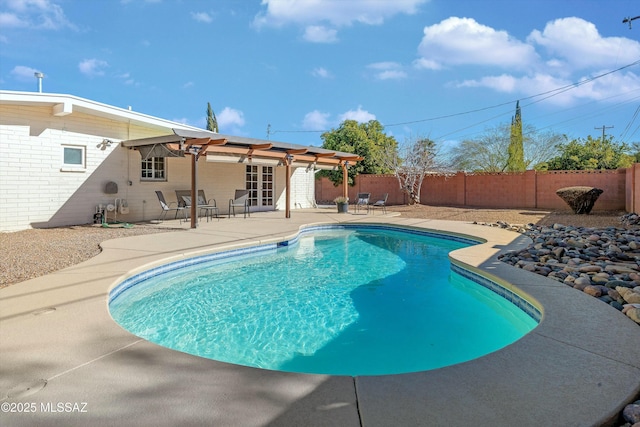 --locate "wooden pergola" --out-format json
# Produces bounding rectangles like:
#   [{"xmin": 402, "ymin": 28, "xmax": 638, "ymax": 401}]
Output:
[{"xmin": 122, "ymin": 129, "xmax": 362, "ymax": 228}]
